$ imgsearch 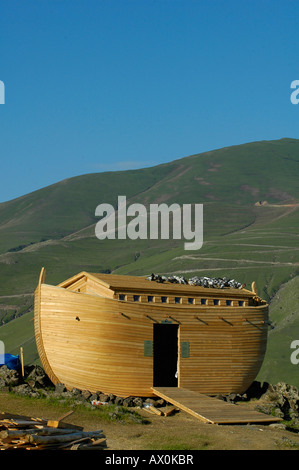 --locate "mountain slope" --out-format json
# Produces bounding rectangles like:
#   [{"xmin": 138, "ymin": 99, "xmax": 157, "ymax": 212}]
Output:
[
  {"xmin": 0, "ymin": 137, "xmax": 298, "ymax": 253},
  {"xmin": 0, "ymin": 163, "xmax": 177, "ymax": 254},
  {"xmin": 0, "ymin": 137, "xmax": 297, "ymax": 297},
  {"xmin": 257, "ymin": 276, "xmax": 299, "ymax": 387},
  {"xmin": 0, "ymin": 137, "xmax": 298, "ymax": 386}
]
